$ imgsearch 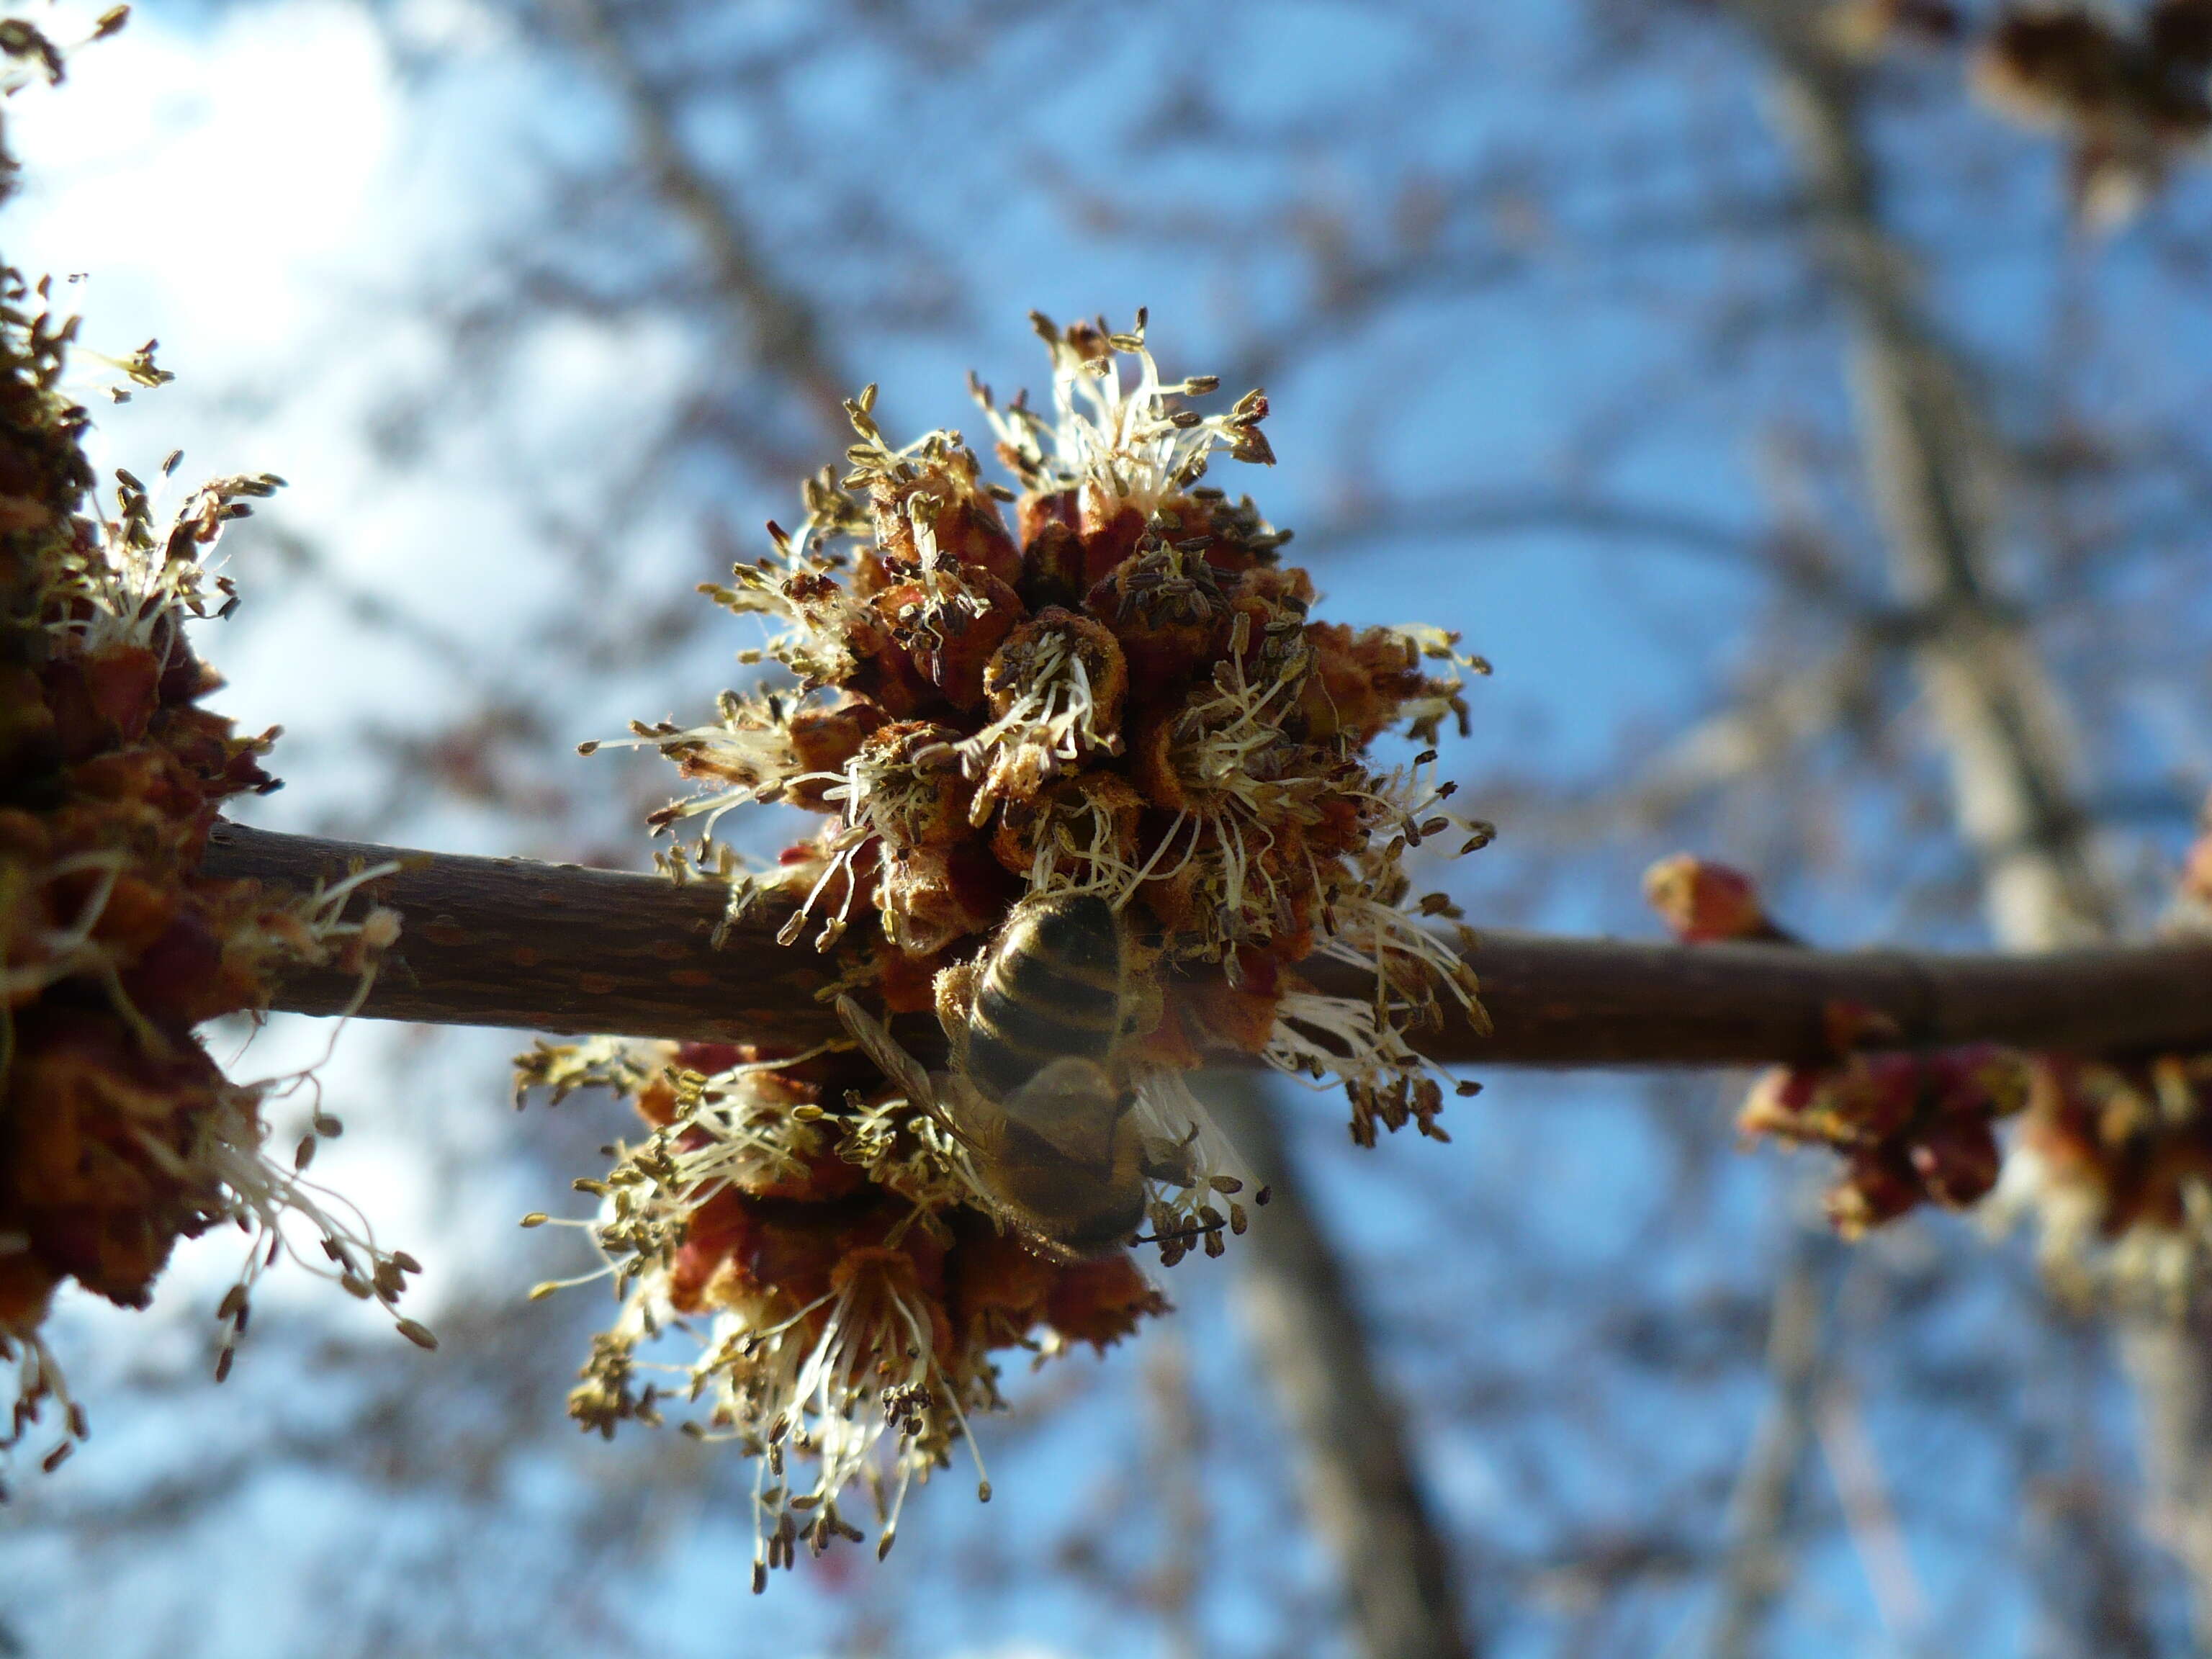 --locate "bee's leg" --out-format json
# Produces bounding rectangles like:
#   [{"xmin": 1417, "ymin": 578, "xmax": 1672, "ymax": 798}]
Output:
[
  {"xmin": 1138, "ymin": 1139, "xmax": 1197, "ymax": 1186},
  {"xmin": 932, "ymin": 960, "xmax": 981, "ymax": 1076},
  {"xmin": 1138, "ymin": 1099, "xmax": 1211, "ymax": 1187},
  {"xmin": 1120, "ymin": 977, "xmax": 1164, "ymax": 1043},
  {"xmin": 1130, "ymin": 1218, "xmax": 1228, "ymax": 1247}
]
